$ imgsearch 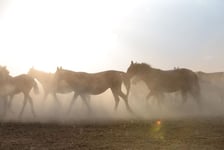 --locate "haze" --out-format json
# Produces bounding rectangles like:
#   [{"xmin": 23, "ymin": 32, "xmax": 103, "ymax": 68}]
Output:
[{"xmin": 0, "ymin": 0, "xmax": 224, "ymax": 75}]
